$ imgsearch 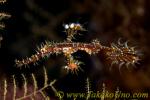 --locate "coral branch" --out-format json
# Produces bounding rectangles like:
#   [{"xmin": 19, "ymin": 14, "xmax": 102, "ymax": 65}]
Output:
[
  {"xmin": 1, "ymin": 67, "xmax": 56, "ymax": 99},
  {"xmin": 16, "ymin": 67, "xmax": 56, "ymax": 100}
]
